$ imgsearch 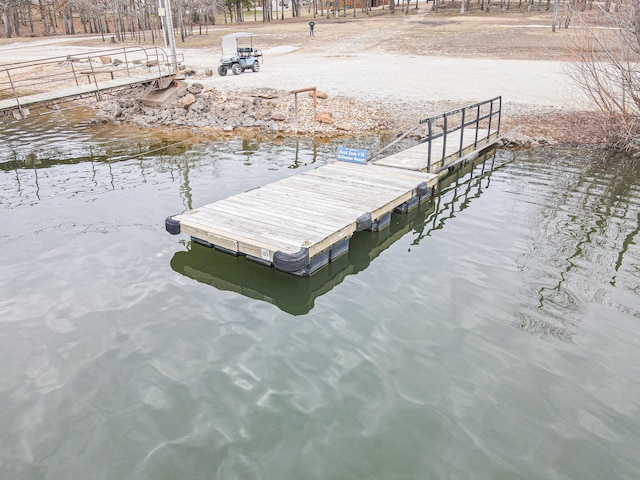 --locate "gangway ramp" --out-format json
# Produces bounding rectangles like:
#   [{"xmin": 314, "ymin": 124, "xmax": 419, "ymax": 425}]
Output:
[
  {"xmin": 374, "ymin": 128, "xmax": 497, "ymax": 172},
  {"xmin": 0, "ymin": 74, "xmax": 165, "ymax": 113},
  {"xmin": 0, "ymin": 46, "xmax": 180, "ymax": 119}
]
